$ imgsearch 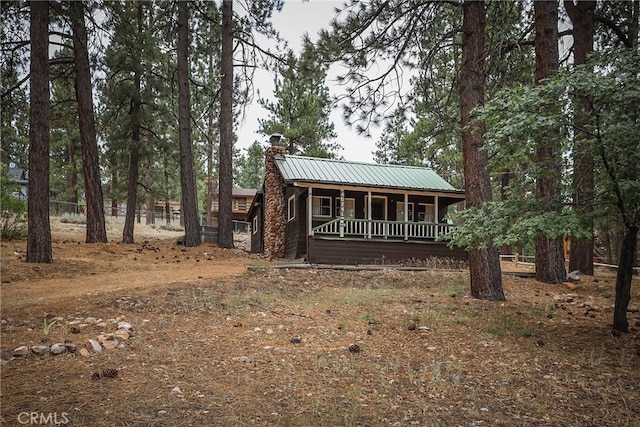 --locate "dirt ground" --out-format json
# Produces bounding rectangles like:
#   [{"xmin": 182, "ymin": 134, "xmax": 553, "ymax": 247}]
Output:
[
  {"xmin": 1, "ymin": 219, "xmax": 639, "ymax": 426},
  {"xmin": 0, "ymin": 219, "xmax": 253, "ymax": 307}
]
